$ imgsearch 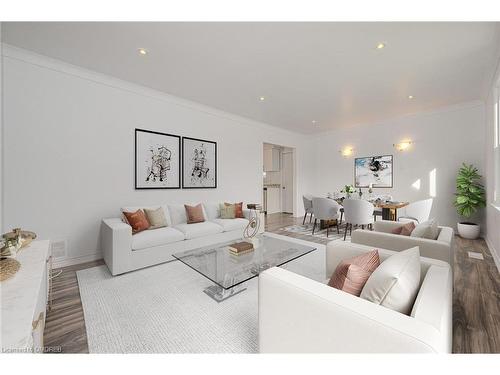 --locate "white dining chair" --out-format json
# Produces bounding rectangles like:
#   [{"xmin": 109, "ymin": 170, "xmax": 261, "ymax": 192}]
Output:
[
  {"xmin": 398, "ymin": 198, "xmax": 433, "ymax": 224},
  {"xmin": 302, "ymin": 195, "xmax": 314, "ymax": 225},
  {"xmin": 311, "ymin": 197, "xmax": 341, "ymax": 237},
  {"xmin": 342, "ymin": 199, "xmax": 375, "ymax": 240}
]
